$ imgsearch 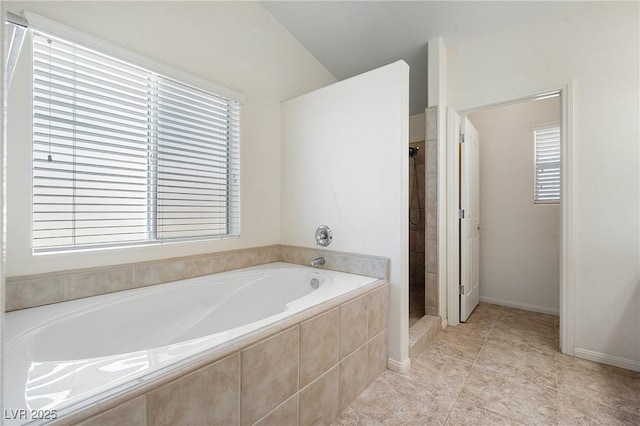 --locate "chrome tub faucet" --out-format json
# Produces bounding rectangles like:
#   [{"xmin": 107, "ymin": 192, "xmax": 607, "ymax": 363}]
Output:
[{"xmin": 310, "ymin": 256, "xmax": 325, "ymax": 267}]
